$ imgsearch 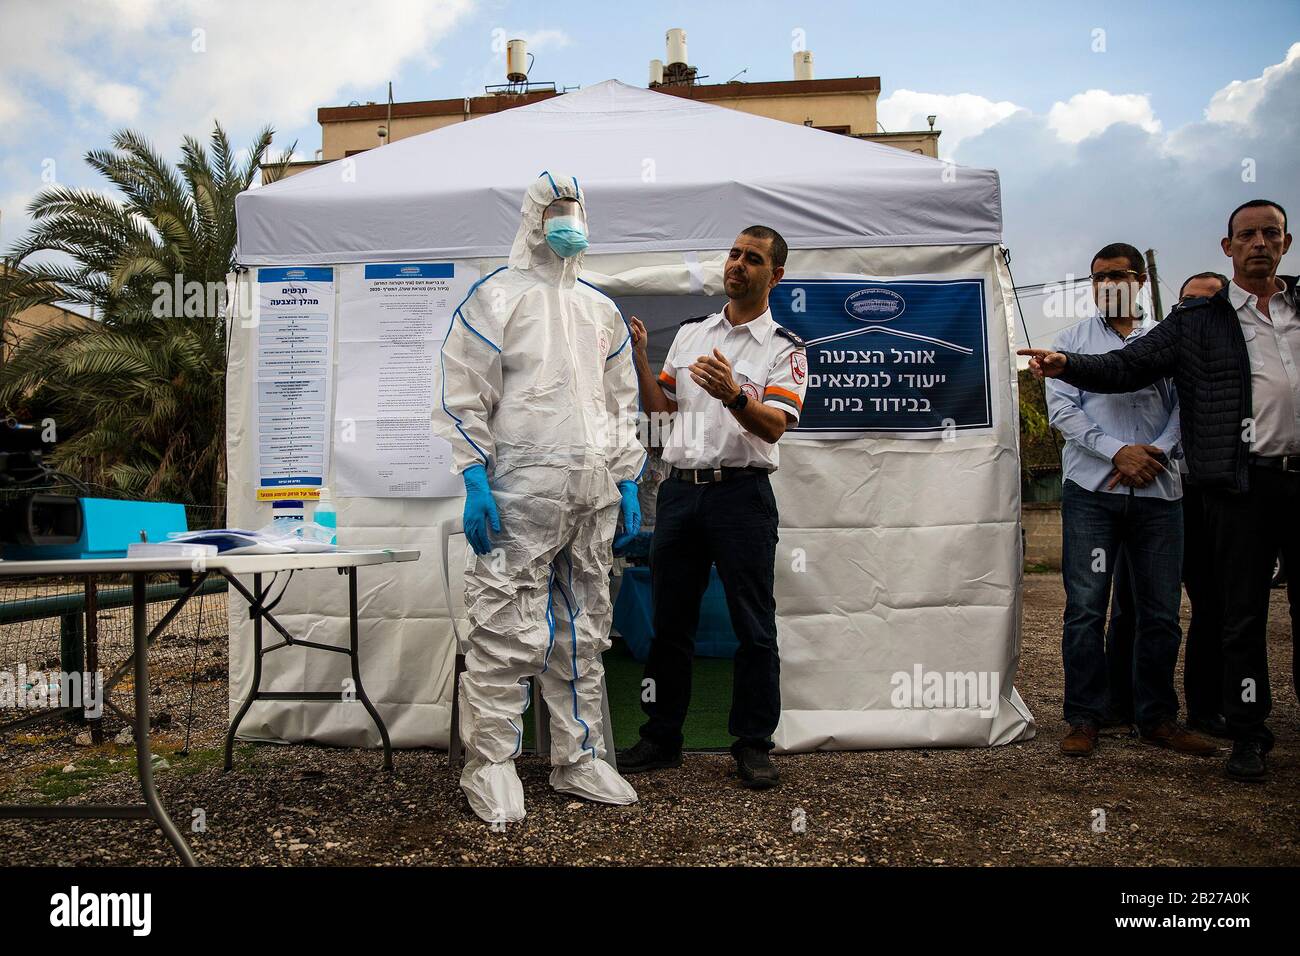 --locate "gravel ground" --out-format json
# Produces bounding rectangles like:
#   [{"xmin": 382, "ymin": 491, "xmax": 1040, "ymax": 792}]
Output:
[
  {"xmin": 0, "ymin": 572, "xmax": 1296, "ymax": 867},
  {"xmin": 0, "ymin": 577, "xmax": 229, "ymax": 769}
]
